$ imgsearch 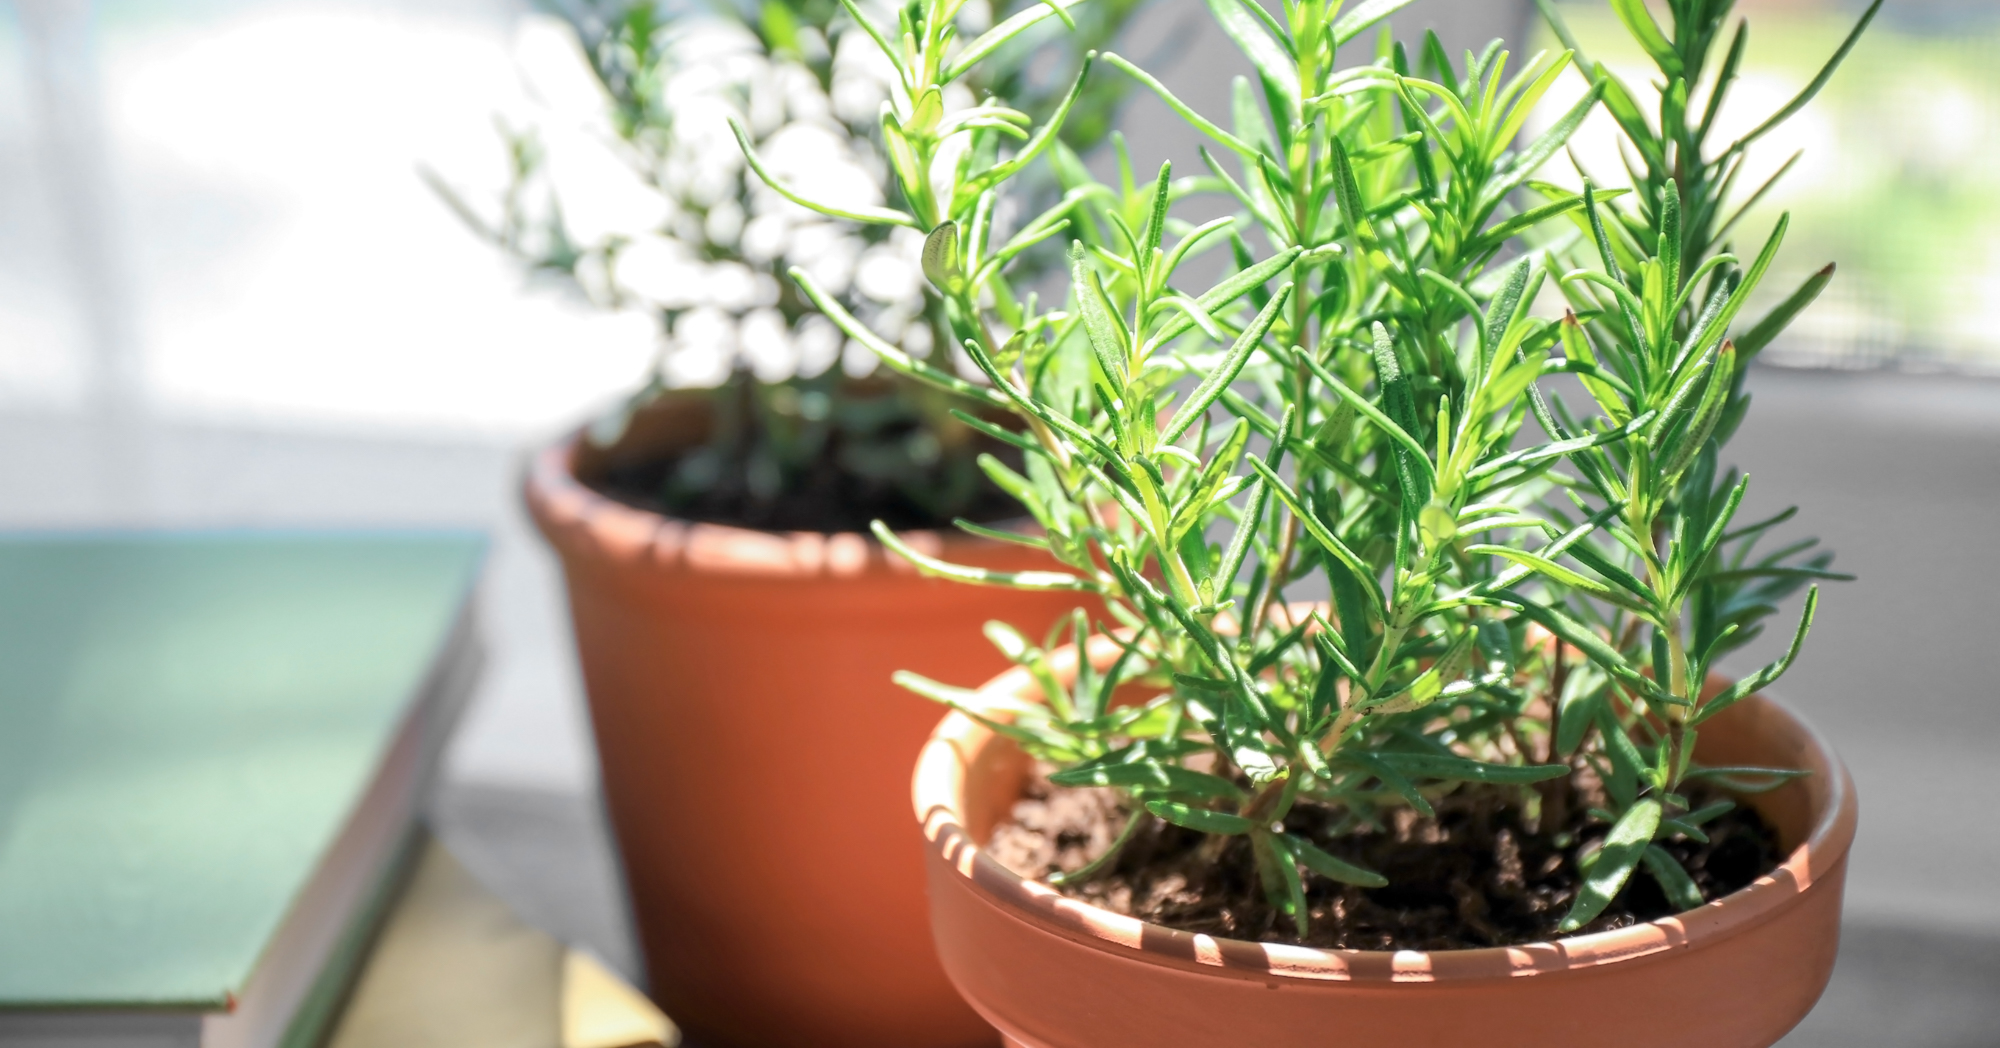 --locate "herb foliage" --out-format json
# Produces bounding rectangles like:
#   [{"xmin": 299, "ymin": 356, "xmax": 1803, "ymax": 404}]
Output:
[{"xmin": 776, "ymin": 0, "xmax": 1866, "ymax": 938}]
